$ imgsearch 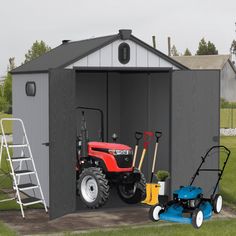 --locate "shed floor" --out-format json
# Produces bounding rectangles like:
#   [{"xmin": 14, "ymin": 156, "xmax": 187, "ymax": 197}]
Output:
[{"xmin": 0, "ymin": 206, "xmax": 235, "ymax": 235}]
